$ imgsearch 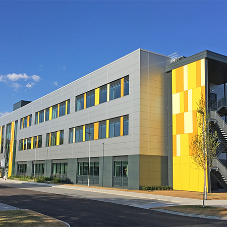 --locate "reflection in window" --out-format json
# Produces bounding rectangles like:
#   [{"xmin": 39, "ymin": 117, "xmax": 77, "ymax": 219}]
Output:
[
  {"xmin": 45, "ymin": 109, "xmax": 49, "ymax": 121},
  {"xmin": 59, "ymin": 102, "xmax": 66, "ymax": 117},
  {"xmin": 76, "ymin": 94, "xmax": 84, "ymax": 111},
  {"xmin": 52, "ymin": 163, "xmax": 68, "ymax": 175},
  {"xmin": 124, "ymin": 76, "xmax": 129, "ymax": 96},
  {"xmin": 110, "ymin": 79, "xmax": 121, "ymax": 100},
  {"xmin": 99, "ymin": 121, "xmax": 106, "ymax": 139},
  {"xmin": 39, "ymin": 110, "xmax": 44, "ymax": 123},
  {"xmin": 52, "ymin": 105, "xmax": 58, "ymax": 119},
  {"xmin": 60, "ymin": 130, "xmax": 64, "ymax": 145},
  {"xmin": 86, "ymin": 90, "xmax": 95, "ymax": 108},
  {"xmin": 85, "ymin": 124, "xmax": 94, "ymax": 141},
  {"xmin": 109, "ymin": 117, "xmax": 120, "ymax": 138},
  {"xmin": 123, "ymin": 115, "xmax": 129, "ymax": 135},
  {"xmin": 69, "ymin": 128, "xmax": 73, "ymax": 143},
  {"xmin": 99, "ymin": 85, "xmax": 107, "ymax": 104},
  {"xmin": 114, "ymin": 161, "xmax": 128, "ymax": 177},
  {"xmin": 78, "ymin": 162, "xmax": 99, "ymax": 176},
  {"xmin": 75, "ymin": 126, "xmax": 83, "ymax": 142}
]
